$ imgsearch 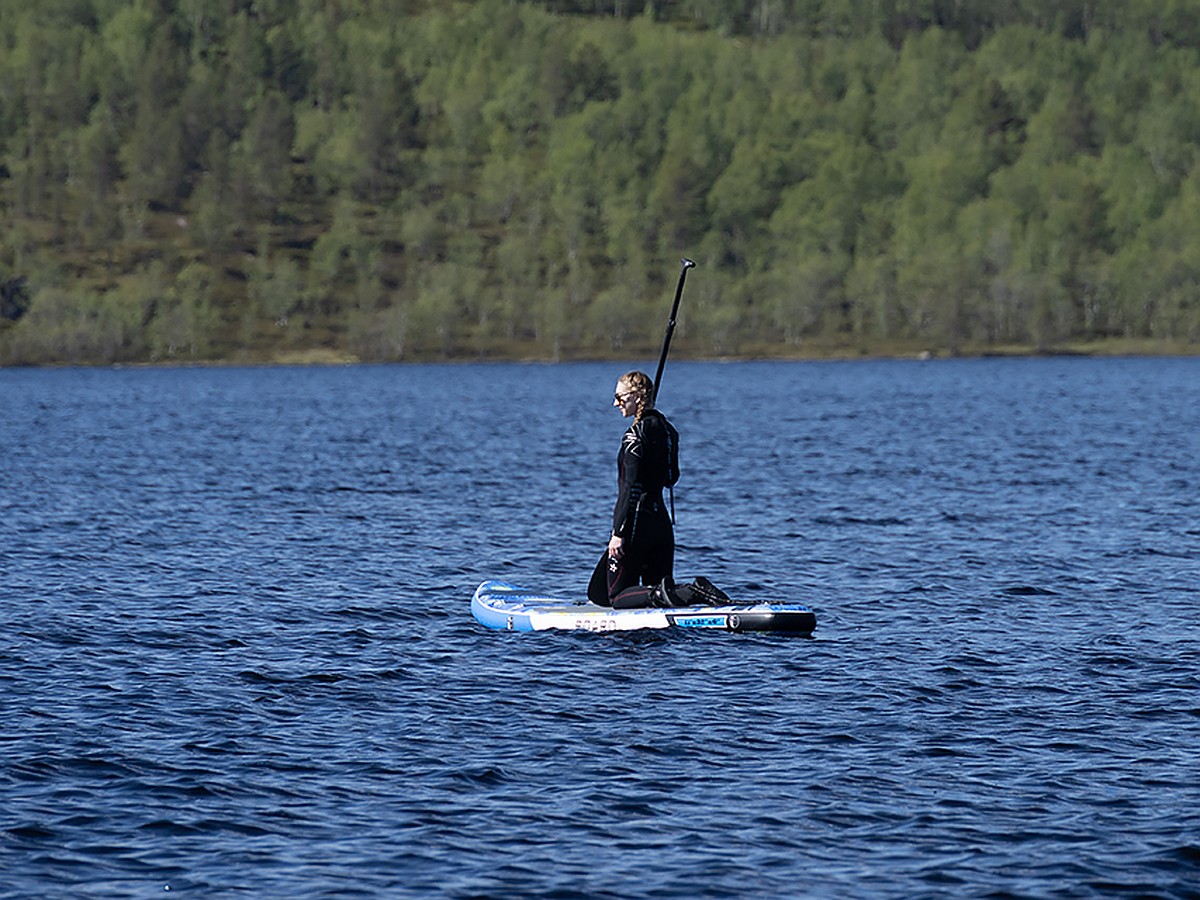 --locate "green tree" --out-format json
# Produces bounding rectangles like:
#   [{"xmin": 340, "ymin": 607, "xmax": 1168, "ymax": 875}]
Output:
[
  {"xmin": 149, "ymin": 262, "xmax": 220, "ymax": 358},
  {"xmin": 248, "ymin": 231, "xmax": 306, "ymax": 327},
  {"xmin": 70, "ymin": 104, "xmax": 123, "ymax": 245},
  {"xmin": 238, "ymin": 88, "xmax": 297, "ymax": 215},
  {"xmin": 120, "ymin": 24, "xmax": 188, "ymax": 208},
  {"xmin": 1111, "ymin": 172, "xmax": 1200, "ymax": 339}
]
